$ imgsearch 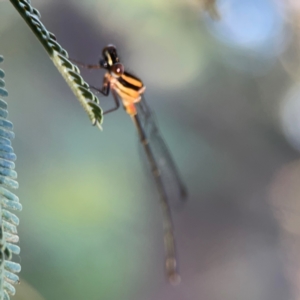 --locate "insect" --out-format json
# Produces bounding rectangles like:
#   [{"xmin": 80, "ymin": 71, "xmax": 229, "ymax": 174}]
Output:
[{"xmin": 71, "ymin": 45, "xmax": 187, "ymax": 284}]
